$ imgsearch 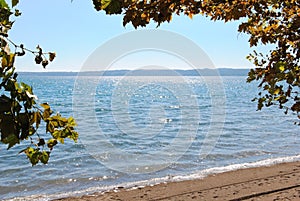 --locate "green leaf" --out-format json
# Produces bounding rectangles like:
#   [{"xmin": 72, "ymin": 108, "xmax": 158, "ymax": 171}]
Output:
[
  {"xmin": 0, "ymin": 0, "xmax": 9, "ymax": 9},
  {"xmin": 30, "ymin": 151, "xmax": 41, "ymax": 166},
  {"xmin": 100, "ymin": 0, "xmax": 111, "ymax": 9},
  {"xmin": 40, "ymin": 151, "xmax": 50, "ymax": 164},
  {"xmin": 5, "ymin": 78, "xmax": 15, "ymax": 91},
  {"xmin": 67, "ymin": 116, "xmax": 77, "ymax": 127},
  {"xmin": 53, "ymin": 130, "xmax": 64, "ymax": 144},
  {"xmin": 18, "ymin": 113, "xmax": 30, "ymax": 140},
  {"xmin": 12, "ymin": 0, "xmax": 19, "ymax": 7},
  {"xmin": 24, "ymin": 147, "xmax": 35, "ymax": 157},
  {"xmin": 47, "ymin": 138, "xmax": 57, "ymax": 149},
  {"xmin": 70, "ymin": 130, "xmax": 79, "ymax": 142},
  {"xmin": 20, "ymin": 82, "xmax": 32, "ymax": 92},
  {"xmin": 57, "ymin": 136, "xmax": 64, "ymax": 144},
  {"xmin": 24, "ymin": 147, "xmax": 40, "ymax": 166},
  {"xmin": 101, "ymin": 0, "xmax": 121, "ymax": 14},
  {"xmin": 0, "ymin": 95, "xmax": 11, "ymax": 112},
  {"xmin": 46, "ymin": 121, "xmax": 55, "ymax": 133},
  {"xmin": 3, "ymin": 134, "xmax": 19, "ymax": 149},
  {"xmin": 0, "ymin": 115, "xmax": 19, "ymax": 149}
]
